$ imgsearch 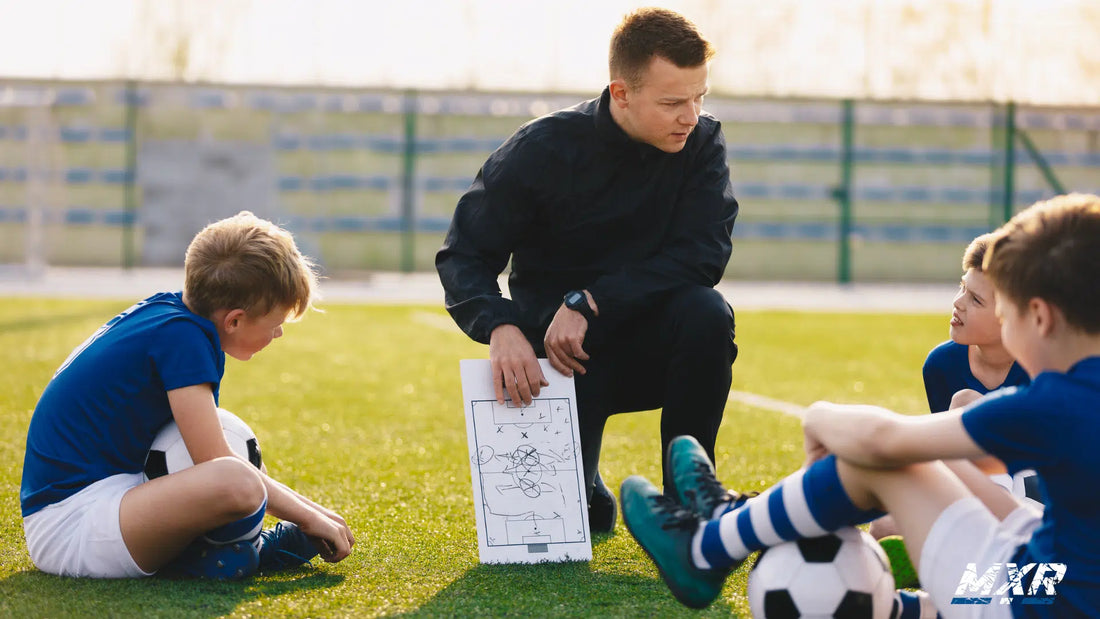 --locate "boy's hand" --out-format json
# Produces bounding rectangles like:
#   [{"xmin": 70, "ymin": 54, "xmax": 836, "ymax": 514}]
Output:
[
  {"xmin": 802, "ymin": 422, "xmax": 830, "ymax": 468},
  {"xmin": 300, "ymin": 510, "xmax": 355, "ymax": 563}
]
